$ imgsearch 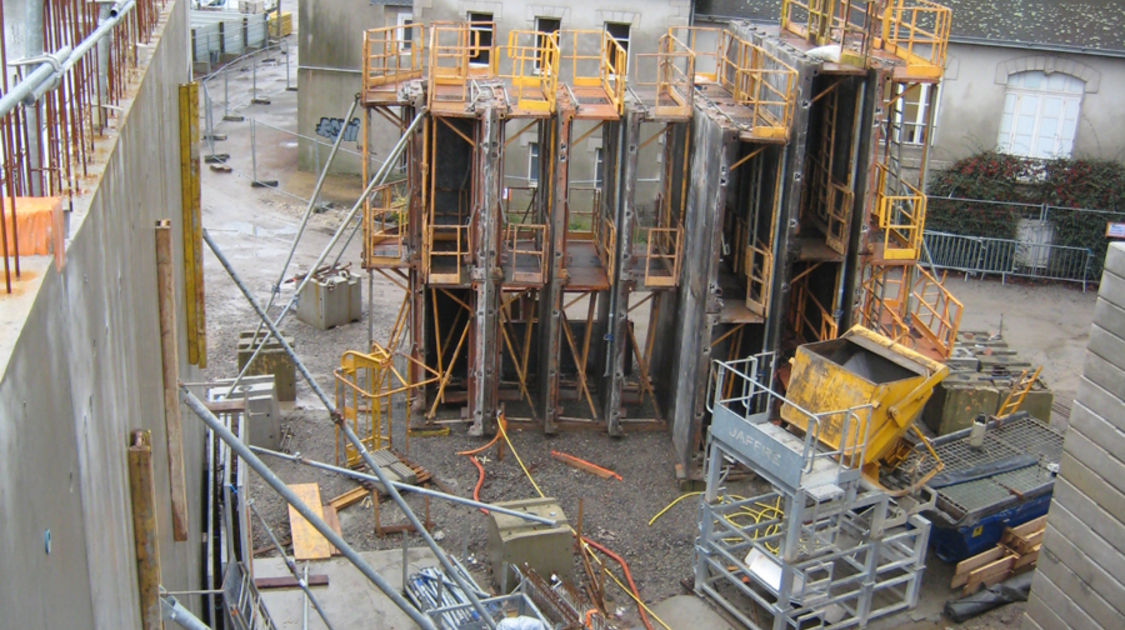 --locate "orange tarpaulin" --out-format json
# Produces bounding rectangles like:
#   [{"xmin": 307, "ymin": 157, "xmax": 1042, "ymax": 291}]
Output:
[{"xmin": 2, "ymin": 196, "xmax": 64, "ymax": 268}]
